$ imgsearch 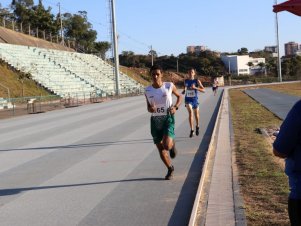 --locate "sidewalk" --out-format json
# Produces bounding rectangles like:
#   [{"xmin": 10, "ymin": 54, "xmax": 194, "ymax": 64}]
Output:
[
  {"xmin": 205, "ymin": 88, "xmax": 246, "ymax": 226},
  {"xmin": 189, "ymin": 88, "xmax": 247, "ymax": 226},
  {"xmin": 244, "ymin": 88, "xmax": 299, "ymax": 120}
]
